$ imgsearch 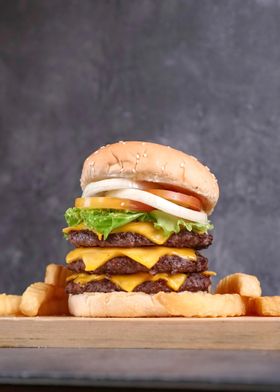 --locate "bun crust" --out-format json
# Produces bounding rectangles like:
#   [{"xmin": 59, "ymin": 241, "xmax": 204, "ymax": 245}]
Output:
[
  {"xmin": 68, "ymin": 292, "xmax": 246, "ymax": 318},
  {"xmin": 81, "ymin": 141, "xmax": 219, "ymax": 214}
]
